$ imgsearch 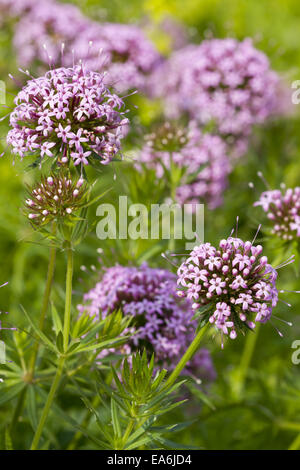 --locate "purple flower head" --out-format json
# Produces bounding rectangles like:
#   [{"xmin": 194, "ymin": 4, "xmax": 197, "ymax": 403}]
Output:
[
  {"xmin": 25, "ymin": 174, "xmax": 88, "ymax": 227},
  {"xmin": 13, "ymin": 3, "xmax": 161, "ymax": 94},
  {"xmin": 78, "ymin": 263, "xmax": 216, "ymax": 381},
  {"xmin": 254, "ymin": 187, "xmax": 300, "ymax": 241},
  {"xmin": 177, "ymin": 236, "xmax": 281, "ymax": 342},
  {"xmin": 67, "ymin": 22, "xmax": 162, "ymax": 93},
  {"xmin": 7, "ymin": 64, "xmax": 129, "ymax": 168},
  {"xmin": 139, "ymin": 121, "xmax": 230, "ymax": 210},
  {"xmin": 13, "ymin": 1, "xmax": 88, "ymax": 68},
  {"xmin": 151, "ymin": 38, "xmax": 283, "ymax": 158}
]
